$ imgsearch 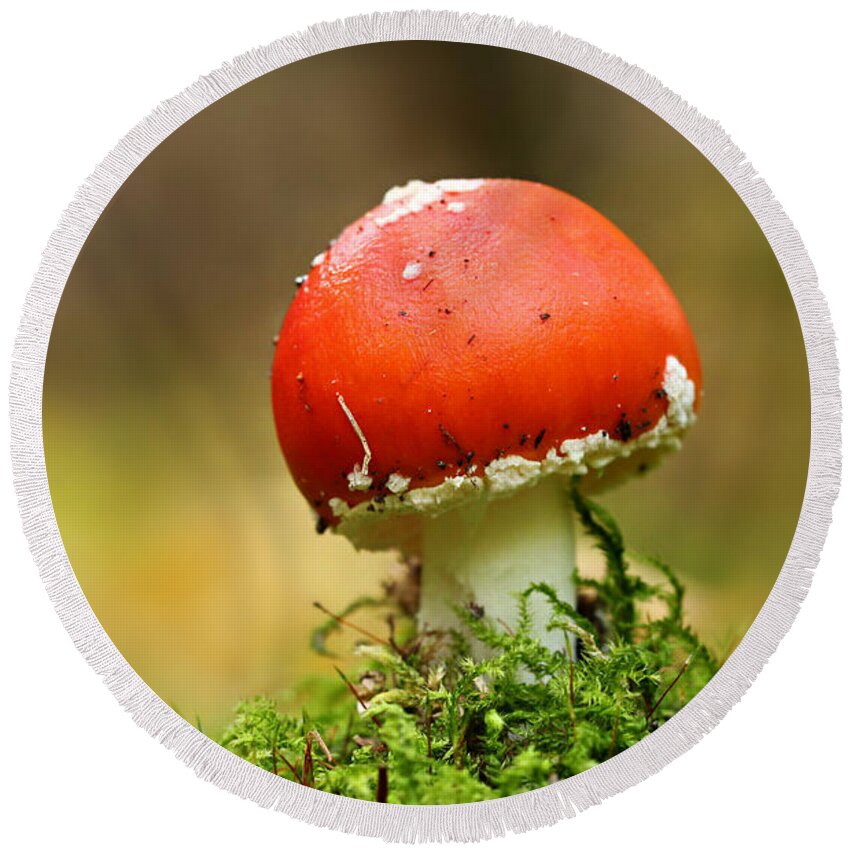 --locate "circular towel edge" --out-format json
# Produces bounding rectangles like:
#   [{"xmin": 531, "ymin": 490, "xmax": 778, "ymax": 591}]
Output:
[{"xmin": 8, "ymin": 10, "xmax": 842, "ymax": 843}]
